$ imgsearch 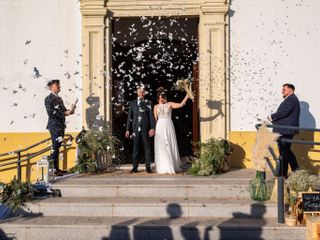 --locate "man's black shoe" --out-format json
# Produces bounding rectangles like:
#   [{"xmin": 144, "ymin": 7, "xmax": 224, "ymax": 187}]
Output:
[
  {"xmin": 146, "ymin": 167, "xmax": 152, "ymax": 173},
  {"xmin": 54, "ymin": 169, "xmax": 64, "ymax": 176},
  {"xmin": 130, "ymin": 168, "xmax": 138, "ymax": 174}
]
